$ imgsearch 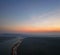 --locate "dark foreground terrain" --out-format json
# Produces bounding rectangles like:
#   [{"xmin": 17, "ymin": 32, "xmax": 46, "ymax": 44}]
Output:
[
  {"xmin": 17, "ymin": 37, "xmax": 60, "ymax": 55},
  {"xmin": 0, "ymin": 34, "xmax": 60, "ymax": 55}
]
